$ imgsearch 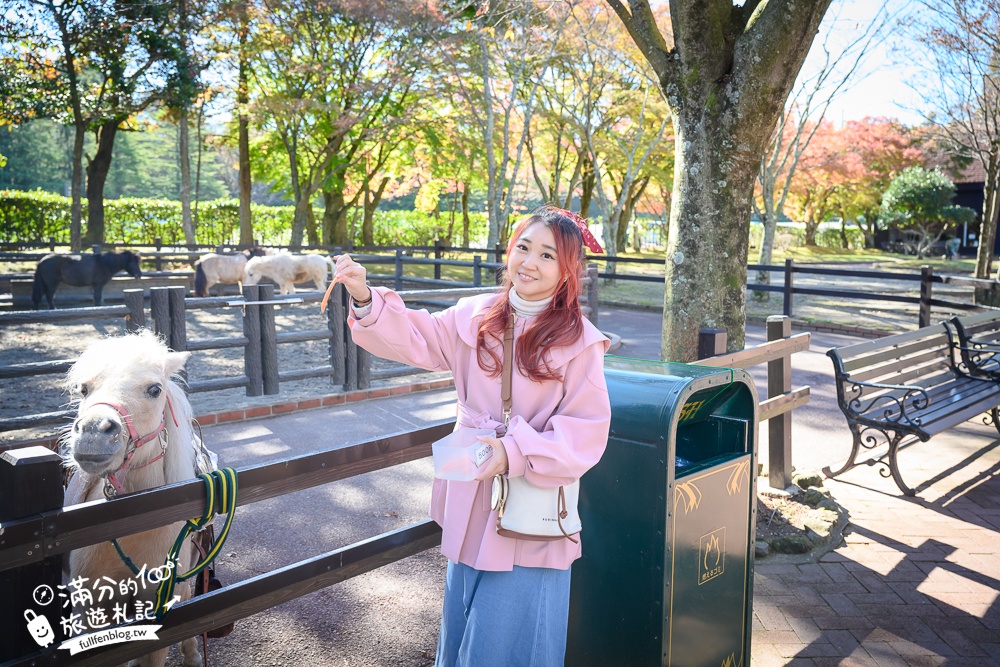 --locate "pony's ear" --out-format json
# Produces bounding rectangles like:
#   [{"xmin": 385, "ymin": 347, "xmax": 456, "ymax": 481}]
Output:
[{"xmin": 165, "ymin": 350, "xmax": 191, "ymax": 377}]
